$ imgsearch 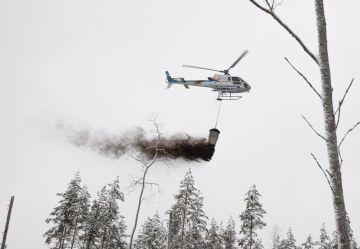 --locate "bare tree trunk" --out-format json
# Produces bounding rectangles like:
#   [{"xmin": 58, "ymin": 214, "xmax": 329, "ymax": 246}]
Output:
[
  {"xmin": 70, "ymin": 217, "xmax": 79, "ymax": 249},
  {"xmin": 1, "ymin": 196, "xmax": 14, "ymax": 249},
  {"xmin": 129, "ymin": 166, "xmax": 150, "ymax": 249},
  {"xmin": 81, "ymin": 231, "xmax": 87, "ymax": 249},
  {"xmin": 248, "ymin": 1, "xmax": 353, "ymax": 248},
  {"xmin": 128, "ymin": 119, "xmax": 161, "ymax": 249},
  {"xmin": 100, "ymin": 227, "xmax": 107, "ymax": 249},
  {"xmin": 59, "ymin": 227, "xmax": 67, "ymax": 249},
  {"xmin": 314, "ymin": 1, "xmax": 350, "ymax": 249},
  {"xmin": 102, "ymin": 202, "xmax": 113, "ymax": 249},
  {"xmin": 85, "ymin": 234, "xmax": 93, "ymax": 249}
]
